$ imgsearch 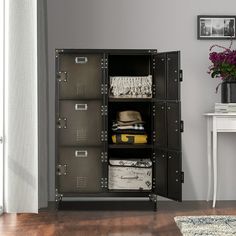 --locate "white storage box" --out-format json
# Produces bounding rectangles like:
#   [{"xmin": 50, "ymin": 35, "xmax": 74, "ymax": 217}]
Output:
[
  {"xmin": 108, "ymin": 159, "xmax": 152, "ymax": 190},
  {"xmin": 109, "ymin": 75, "xmax": 152, "ymax": 98}
]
